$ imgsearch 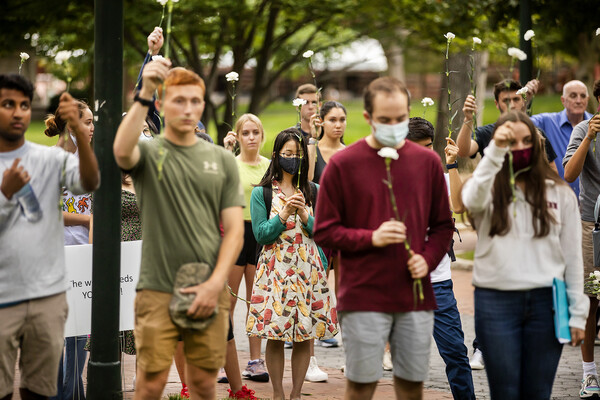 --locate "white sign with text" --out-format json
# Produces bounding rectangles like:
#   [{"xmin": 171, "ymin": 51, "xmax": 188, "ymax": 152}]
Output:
[{"xmin": 63, "ymin": 241, "xmax": 142, "ymax": 337}]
